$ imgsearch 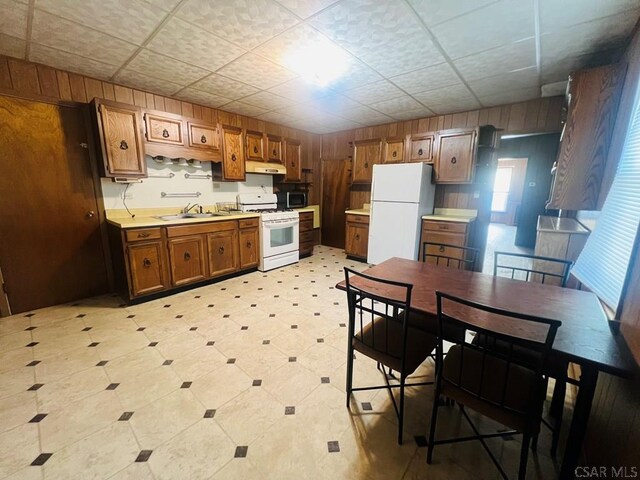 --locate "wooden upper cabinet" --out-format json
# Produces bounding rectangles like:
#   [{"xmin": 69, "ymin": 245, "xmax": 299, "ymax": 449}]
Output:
[
  {"xmin": 352, "ymin": 138, "xmax": 381, "ymax": 184},
  {"xmin": 434, "ymin": 128, "xmax": 477, "ymax": 184},
  {"xmin": 284, "ymin": 138, "xmax": 302, "ymax": 182},
  {"xmin": 144, "ymin": 112, "xmax": 183, "ymax": 146},
  {"xmin": 547, "ymin": 64, "xmax": 625, "ymax": 210},
  {"xmin": 221, "ymin": 125, "xmax": 245, "ymax": 181},
  {"xmin": 267, "ymin": 135, "xmax": 283, "ymax": 163},
  {"xmin": 188, "ymin": 121, "xmax": 221, "ymax": 154},
  {"xmin": 92, "ymin": 99, "xmax": 146, "ymax": 178},
  {"xmin": 246, "ymin": 130, "xmax": 265, "ymax": 162},
  {"xmin": 408, "ymin": 133, "xmax": 435, "ymax": 163},
  {"xmin": 382, "ymin": 137, "xmax": 405, "ymax": 163}
]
